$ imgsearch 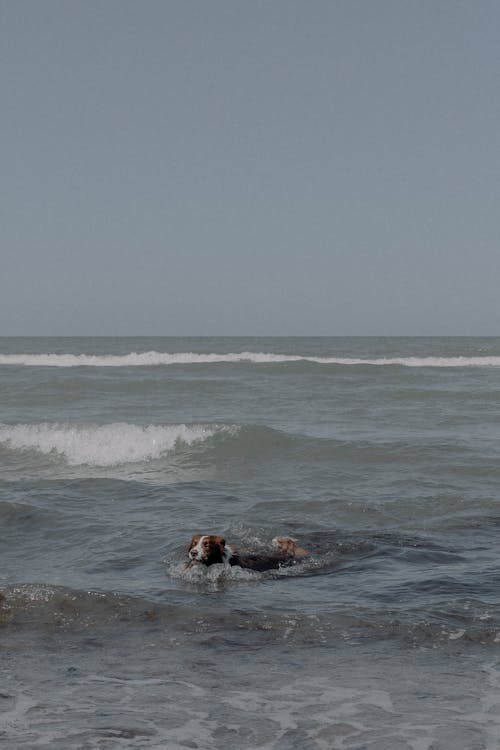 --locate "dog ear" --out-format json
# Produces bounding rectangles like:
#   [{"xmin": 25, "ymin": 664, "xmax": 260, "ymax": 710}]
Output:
[
  {"xmin": 189, "ymin": 534, "xmax": 200, "ymax": 550},
  {"xmin": 217, "ymin": 537, "xmax": 225, "ymax": 548}
]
